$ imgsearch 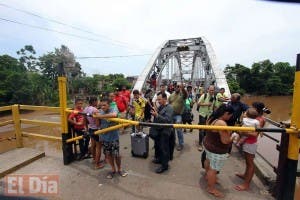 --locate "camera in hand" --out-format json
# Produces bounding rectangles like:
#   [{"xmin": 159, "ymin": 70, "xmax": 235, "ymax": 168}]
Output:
[{"xmin": 263, "ymin": 107, "xmax": 271, "ymax": 114}]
